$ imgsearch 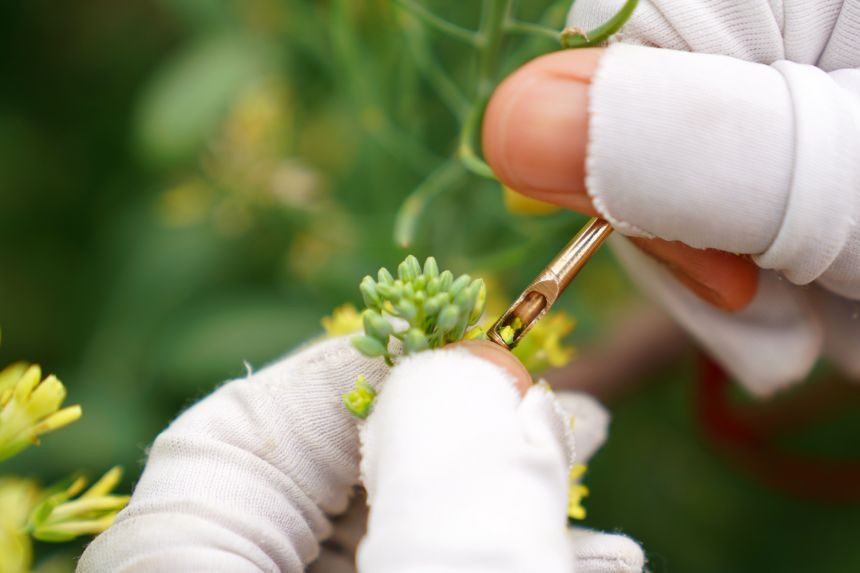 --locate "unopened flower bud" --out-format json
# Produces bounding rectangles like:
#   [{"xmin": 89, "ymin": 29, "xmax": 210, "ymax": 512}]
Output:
[
  {"xmin": 439, "ymin": 270, "xmax": 454, "ymax": 291},
  {"xmin": 437, "ymin": 305, "xmax": 460, "ymax": 332},
  {"xmin": 450, "ymin": 274, "xmax": 471, "ymax": 298},
  {"xmin": 423, "ymin": 257, "xmax": 439, "ymax": 279},
  {"xmin": 396, "ymin": 299, "xmax": 417, "ymax": 321},
  {"xmin": 378, "ymin": 267, "xmax": 395, "ymax": 285},
  {"xmin": 363, "ymin": 310, "xmax": 393, "ymax": 341},
  {"xmin": 404, "ymin": 328, "xmax": 430, "ymax": 353},
  {"xmin": 352, "ymin": 335, "xmax": 388, "ymax": 357},
  {"xmin": 359, "ymin": 276, "xmax": 380, "ymax": 309}
]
